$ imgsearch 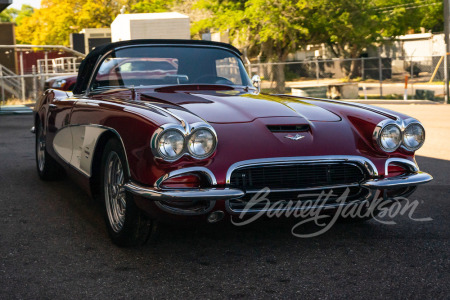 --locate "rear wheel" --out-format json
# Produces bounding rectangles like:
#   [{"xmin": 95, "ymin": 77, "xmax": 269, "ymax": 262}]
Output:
[
  {"xmin": 100, "ymin": 139, "xmax": 155, "ymax": 247},
  {"xmin": 35, "ymin": 121, "xmax": 63, "ymax": 180}
]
